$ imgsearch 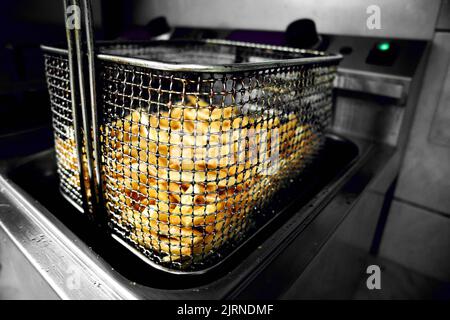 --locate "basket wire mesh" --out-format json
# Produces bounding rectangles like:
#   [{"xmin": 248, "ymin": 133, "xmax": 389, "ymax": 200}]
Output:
[{"xmin": 43, "ymin": 39, "xmax": 340, "ymax": 272}]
